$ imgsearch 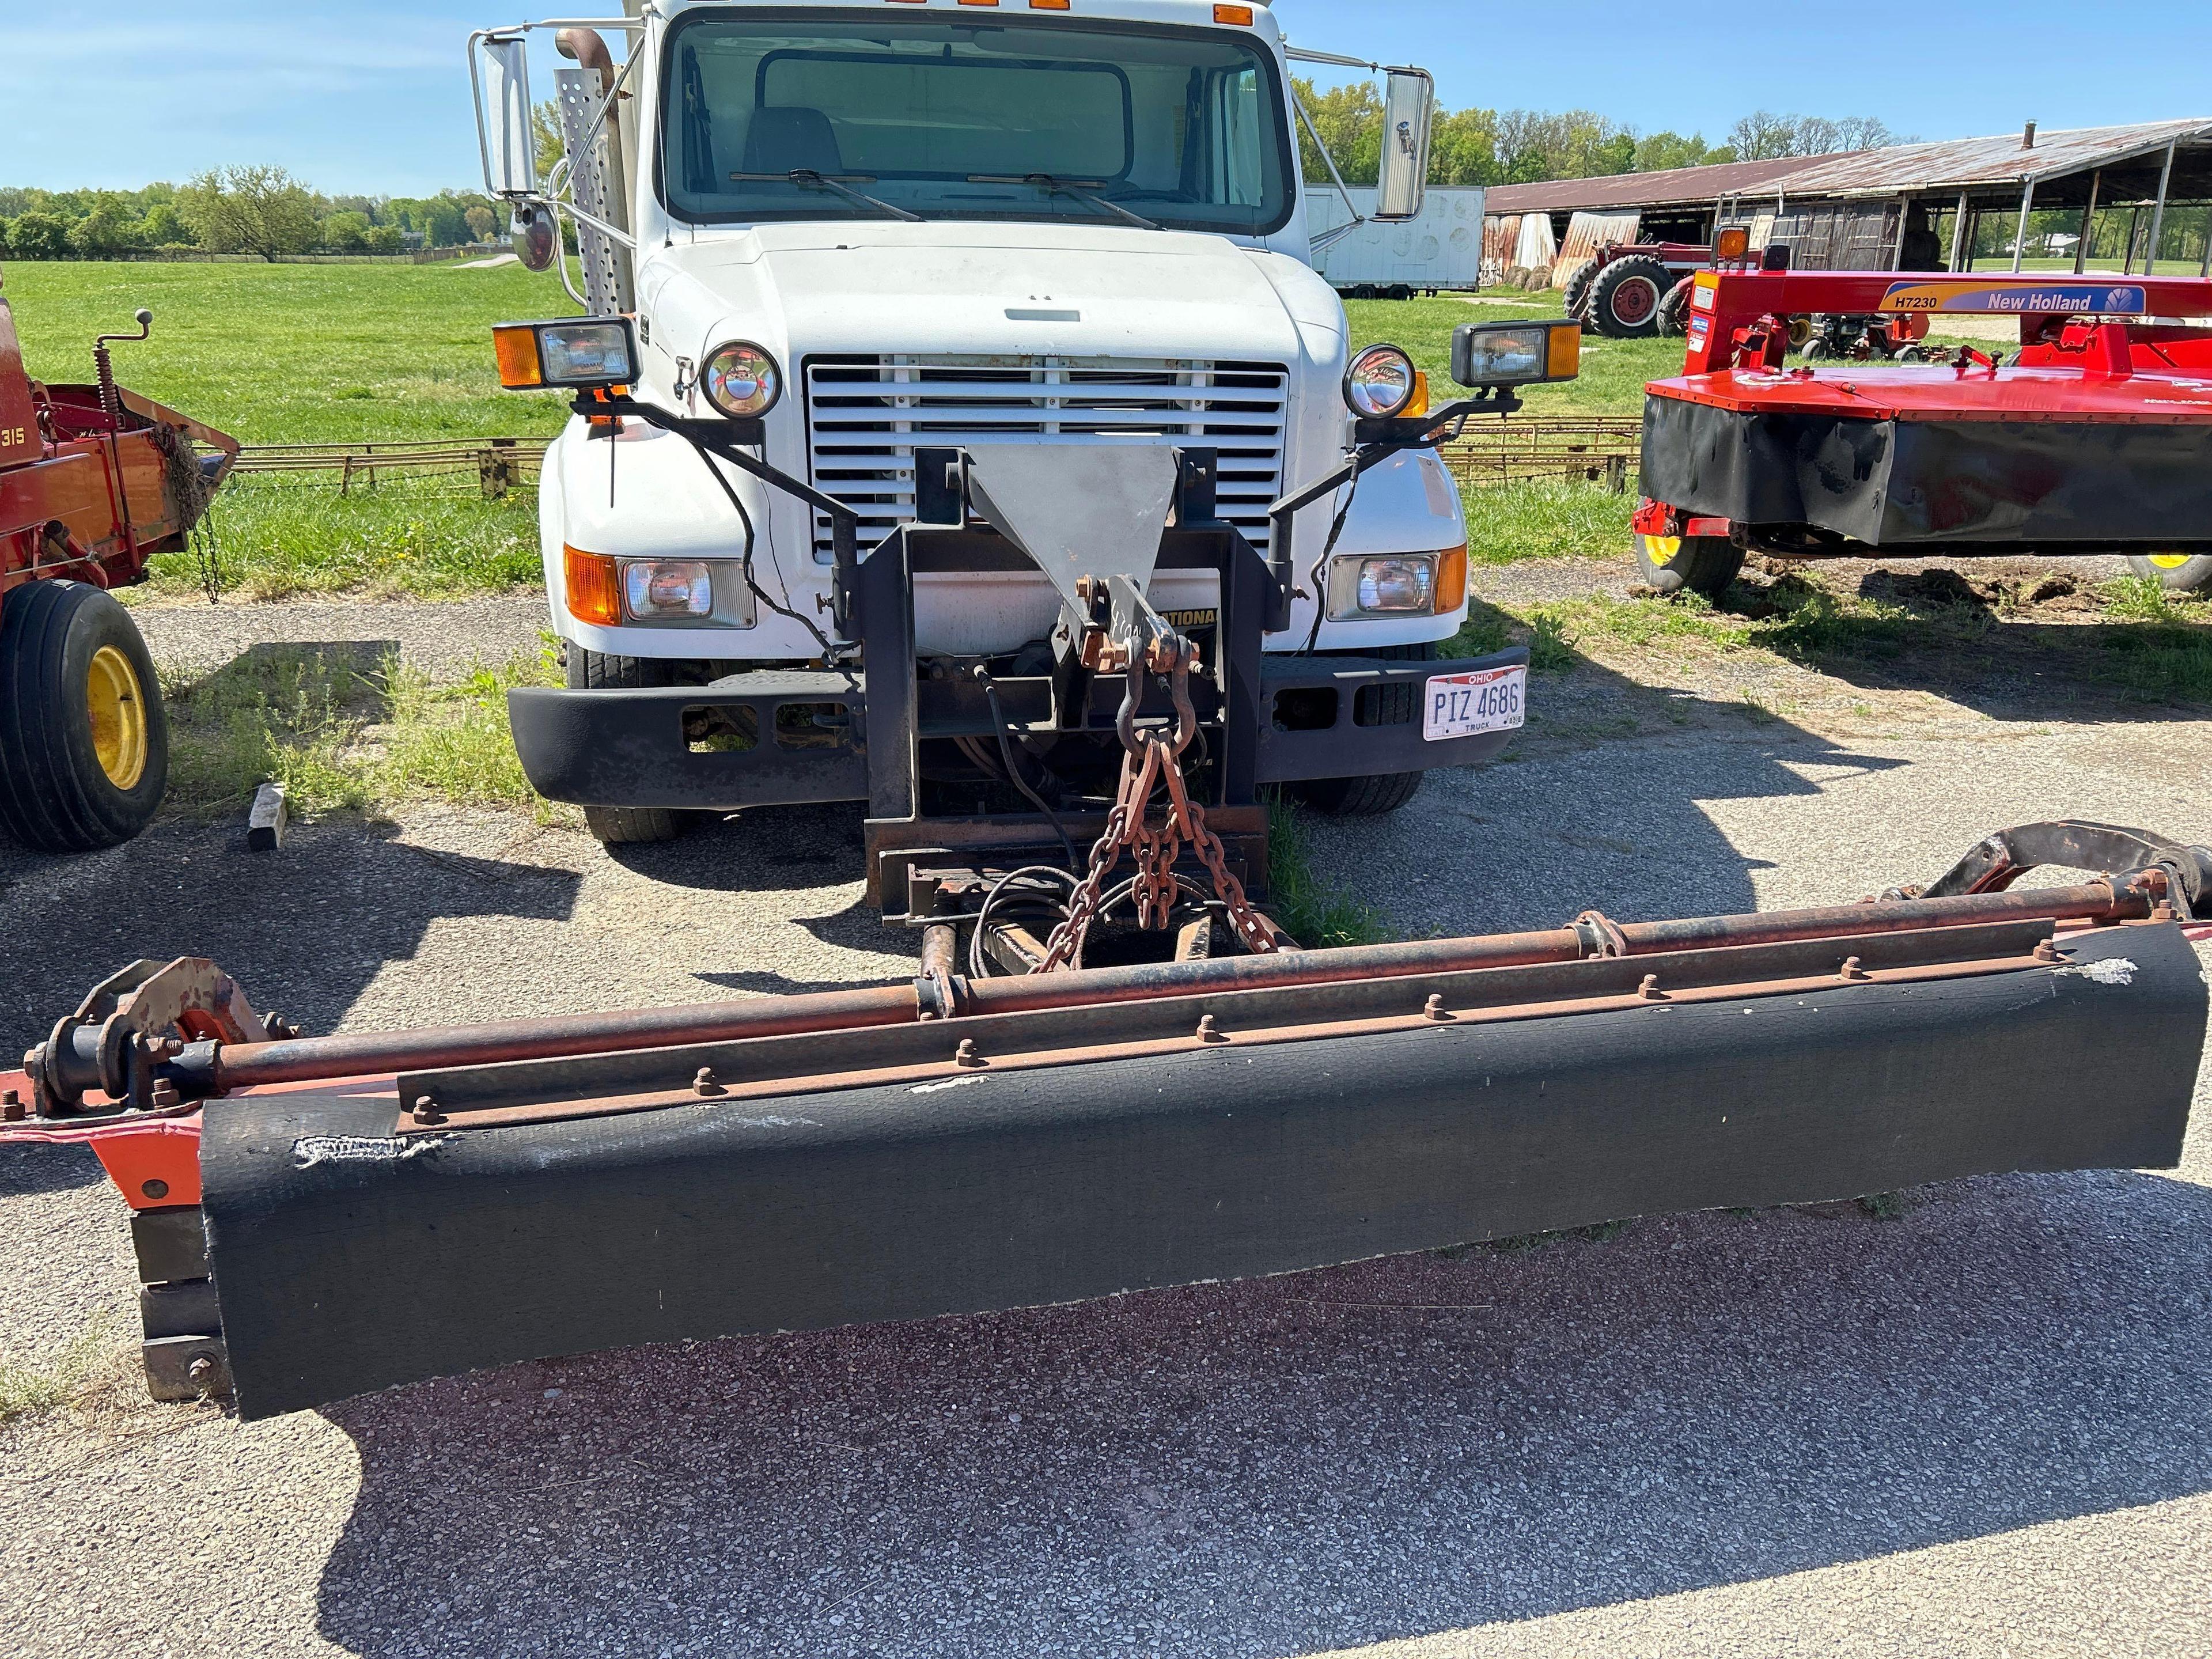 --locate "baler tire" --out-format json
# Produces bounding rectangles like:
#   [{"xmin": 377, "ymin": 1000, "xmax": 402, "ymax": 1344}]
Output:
[
  {"xmin": 1586, "ymin": 255, "xmax": 1671, "ymax": 338},
  {"xmin": 0, "ymin": 579, "xmax": 169, "ymax": 853},
  {"xmin": 1656, "ymin": 276, "xmax": 1695, "ymax": 338},
  {"xmin": 2128, "ymin": 552, "xmax": 2212, "ymax": 594},
  {"xmin": 1561, "ymin": 259, "xmax": 1600, "ymax": 321},
  {"xmin": 1286, "ymin": 641, "xmax": 1434, "ymax": 817},
  {"xmin": 567, "ymin": 646, "xmax": 686, "ymax": 846},
  {"xmin": 1636, "ymin": 533, "xmax": 1743, "ymax": 600}
]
